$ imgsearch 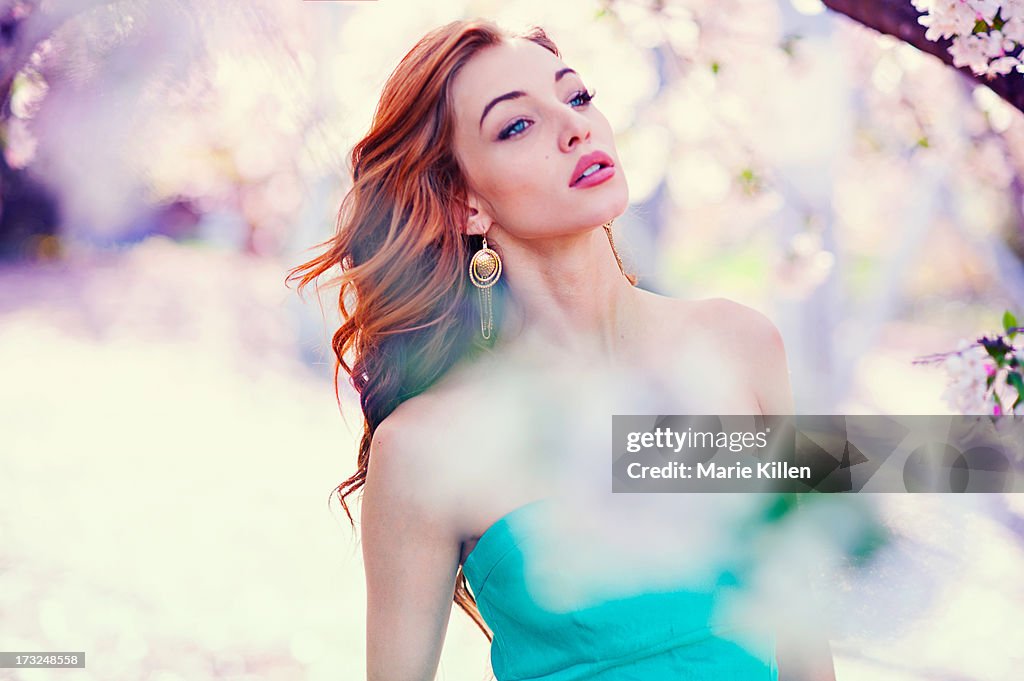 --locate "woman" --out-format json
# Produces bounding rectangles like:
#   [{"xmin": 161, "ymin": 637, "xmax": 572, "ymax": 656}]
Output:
[{"xmin": 288, "ymin": 19, "xmax": 835, "ymax": 681}]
